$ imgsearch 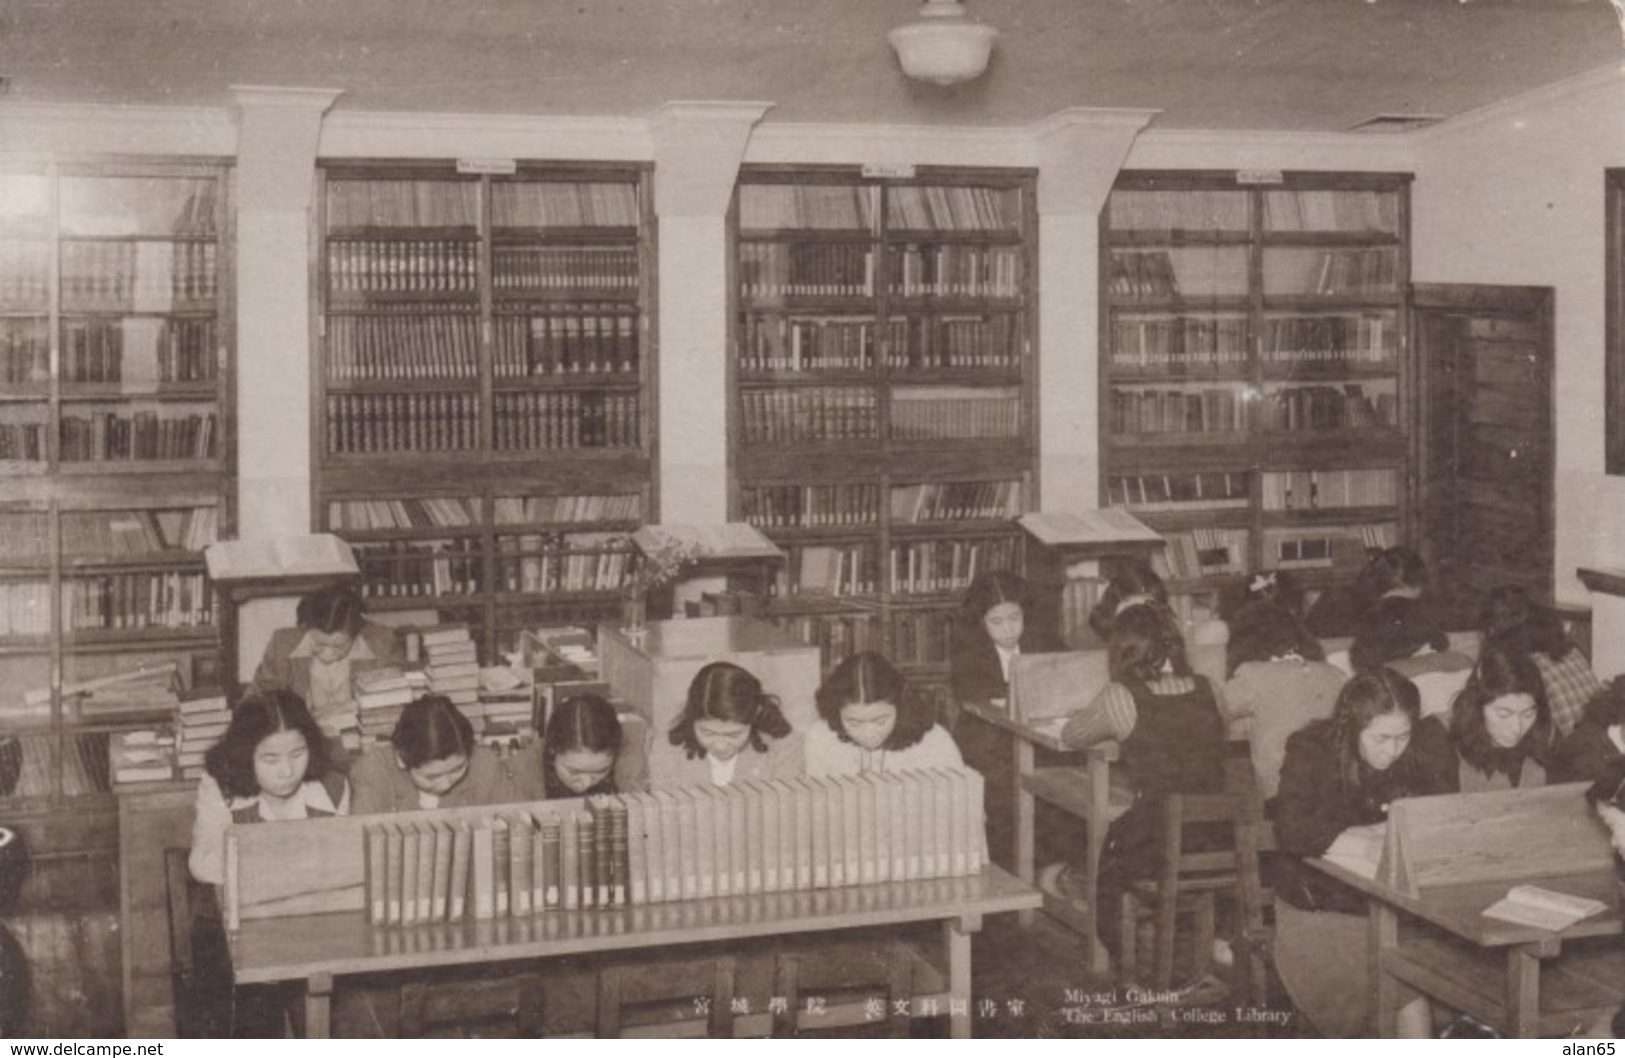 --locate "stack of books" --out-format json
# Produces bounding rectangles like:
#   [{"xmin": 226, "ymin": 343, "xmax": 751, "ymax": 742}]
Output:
[
  {"xmin": 175, "ymin": 694, "xmax": 230, "ymax": 778},
  {"xmin": 424, "ymin": 625, "xmax": 480, "ymax": 709},
  {"xmin": 109, "ymin": 728, "xmax": 176, "ymax": 786},
  {"xmin": 355, "ymin": 666, "xmax": 415, "ymax": 743}
]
